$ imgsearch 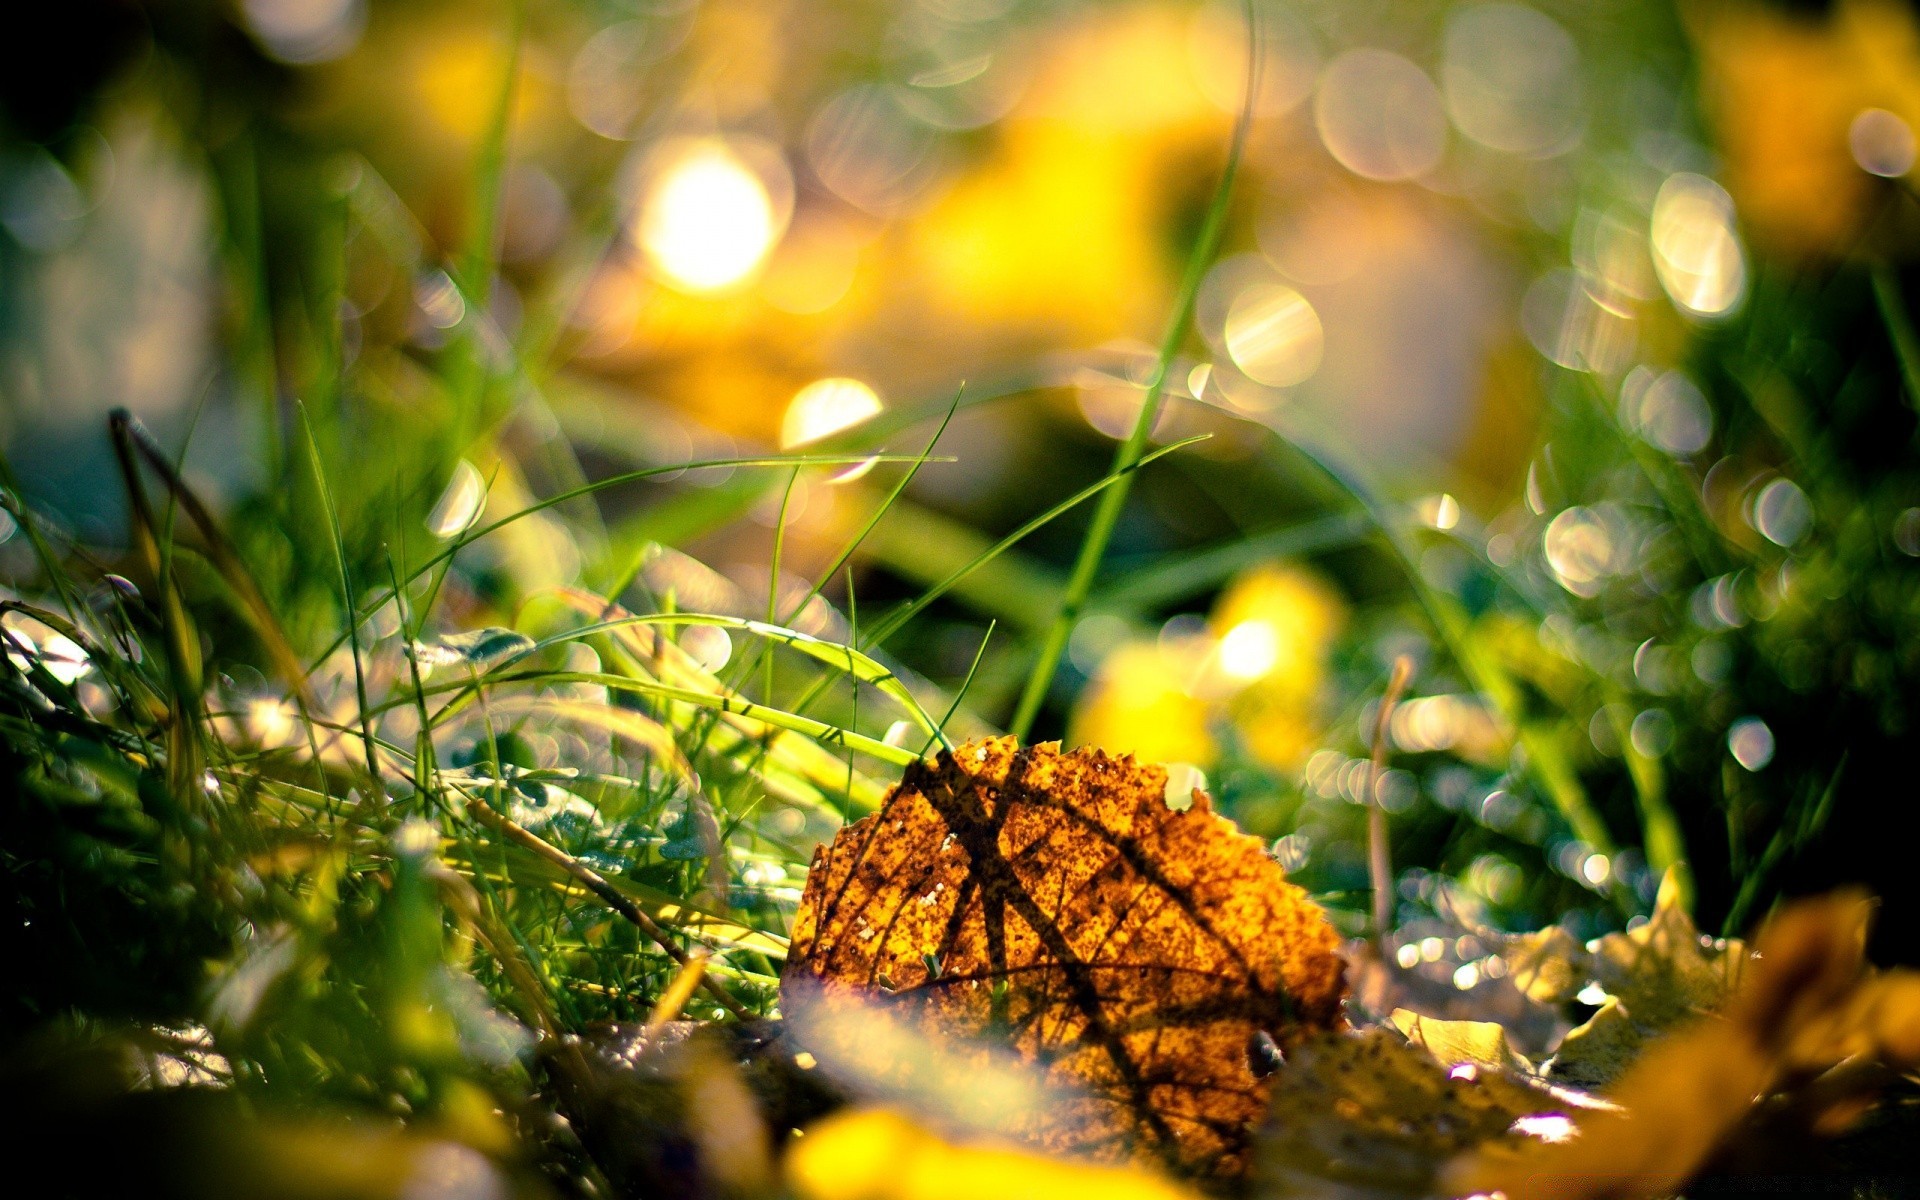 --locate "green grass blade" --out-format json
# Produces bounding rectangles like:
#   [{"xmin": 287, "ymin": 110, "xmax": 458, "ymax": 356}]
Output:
[
  {"xmin": 1089, "ymin": 511, "xmax": 1372, "ymax": 615},
  {"xmin": 861, "ymin": 434, "xmax": 1210, "ymax": 651},
  {"xmin": 418, "ymin": 669, "xmax": 921, "ymax": 769},
  {"xmin": 296, "ymin": 400, "xmax": 383, "ymax": 787},
  {"xmin": 534, "ymin": 613, "xmax": 946, "ymax": 744},
  {"xmin": 1872, "ymin": 263, "xmax": 1920, "ymax": 413}
]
